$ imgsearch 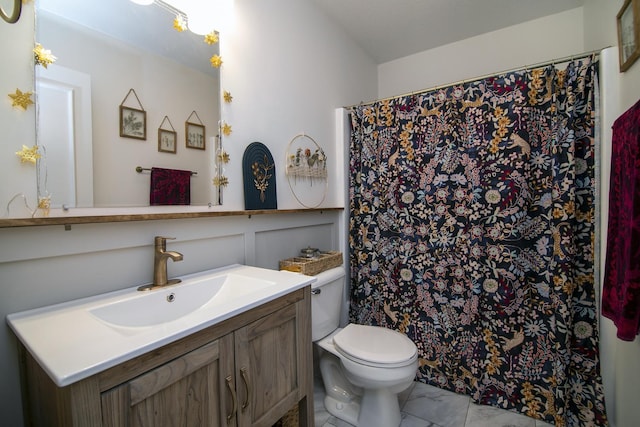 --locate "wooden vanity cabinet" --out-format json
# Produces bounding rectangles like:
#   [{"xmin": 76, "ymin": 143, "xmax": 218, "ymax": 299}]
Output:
[
  {"xmin": 18, "ymin": 287, "xmax": 313, "ymax": 427},
  {"xmin": 100, "ymin": 335, "xmax": 234, "ymax": 426}
]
